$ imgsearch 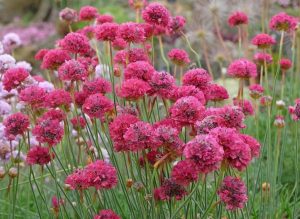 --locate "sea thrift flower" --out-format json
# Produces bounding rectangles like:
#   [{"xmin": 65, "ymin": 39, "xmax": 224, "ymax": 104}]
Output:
[
  {"xmin": 195, "ymin": 115, "xmax": 224, "ymax": 134},
  {"xmin": 94, "ymin": 23, "xmax": 119, "ymax": 42},
  {"xmin": 183, "ymin": 134, "xmax": 224, "ymax": 173},
  {"xmin": 124, "ymin": 61, "xmax": 155, "ymax": 81},
  {"xmin": 39, "ymin": 109, "xmax": 66, "ymax": 122},
  {"xmin": 2, "ymin": 33, "xmax": 21, "ymax": 51},
  {"xmin": 85, "ymin": 160, "xmax": 118, "ymax": 189},
  {"xmin": 168, "ymin": 49, "xmax": 190, "ymax": 66},
  {"xmin": 109, "ymin": 114, "xmax": 139, "ymax": 152},
  {"xmin": 142, "ymin": 3, "xmax": 170, "ymax": 26},
  {"xmin": 128, "ymin": 48, "xmax": 150, "ymax": 63},
  {"xmin": 171, "ymin": 160, "xmax": 198, "ymax": 186},
  {"xmin": 59, "ymin": 33, "xmax": 90, "ymax": 55},
  {"xmin": 34, "ymin": 49, "xmax": 49, "ymax": 61},
  {"xmin": 249, "ymin": 84, "xmax": 264, "ymax": 99},
  {"xmin": 83, "ymin": 77, "xmax": 112, "ymax": 95},
  {"xmin": 96, "ymin": 14, "xmax": 114, "ymax": 24},
  {"xmin": 41, "ymin": 49, "xmax": 71, "ymax": 70},
  {"xmin": 171, "ymin": 85, "xmax": 206, "ymax": 105},
  {"xmin": 74, "ymin": 91, "xmax": 87, "ymax": 107},
  {"xmin": 218, "ymin": 176, "xmax": 248, "ymax": 210},
  {"xmin": 228, "ymin": 11, "xmax": 248, "ymax": 27},
  {"xmin": 3, "ymin": 67, "xmax": 29, "ymax": 91},
  {"xmin": 71, "ymin": 117, "xmax": 86, "ymax": 130},
  {"xmin": 240, "ymin": 134, "xmax": 261, "ymax": 158},
  {"xmin": 269, "ymin": 12, "xmax": 297, "ymax": 32},
  {"xmin": 117, "ymin": 79, "xmax": 151, "ymax": 100},
  {"xmin": 233, "ymin": 98, "xmax": 255, "ymax": 116},
  {"xmin": 112, "ymin": 38, "xmax": 127, "ymax": 50},
  {"xmin": 65, "ymin": 169, "xmax": 89, "ymax": 190},
  {"xmin": 203, "ymin": 83, "xmax": 229, "ymax": 102},
  {"xmin": 82, "ymin": 94, "xmax": 114, "ymax": 119},
  {"xmin": 182, "ymin": 68, "xmax": 211, "ymax": 89},
  {"xmin": 228, "ymin": 59, "xmax": 257, "ymax": 78},
  {"xmin": 170, "ymin": 96, "xmax": 205, "ymax": 126},
  {"xmin": 260, "ymin": 95, "xmax": 273, "ymax": 107},
  {"xmin": 94, "ymin": 209, "xmax": 120, "ymax": 219},
  {"xmin": 59, "ymin": 7, "xmax": 78, "ymax": 23},
  {"xmin": 44, "ymin": 89, "xmax": 72, "ymax": 109},
  {"xmin": 0, "ymin": 54, "xmax": 16, "ymax": 73},
  {"xmin": 280, "ymin": 58, "xmax": 292, "ymax": 71},
  {"xmin": 251, "ymin": 33, "xmax": 276, "ymax": 49},
  {"xmin": 254, "ymin": 52, "xmax": 273, "ymax": 65},
  {"xmin": 154, "ymin": 179, "xmax": 187, "ymax": 201},
  {"xmin": 79, "ymin": 6, "xmax": 98, "ymax": 21},
  {"xmin": 168, "ymin": 16, "xmax": 186, "ymax": 34},
  {"xmin": 274, "ymin": 115, "xmax": 285, "ymax": 128},
  {"xmin": 19, "ymin": 85, "xmax": 46, "ymax": 107},
  {"xmin": 3, "ymin": 113, "xmax": 30, "ymax": 140},
  {"xmin": 119, "ymin": 22, "xmax": 145, "ymax": 43},
  {"xmin": 150, "ymin": 71, "xmax": 176, "ymax": 98},
  {"xmin": 26, "ymin": 146, "xmax": 54, "ymax": 165},
  {"xmin": 58, "ymin": 60, "xmax": 88, "ymax": 81}
]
